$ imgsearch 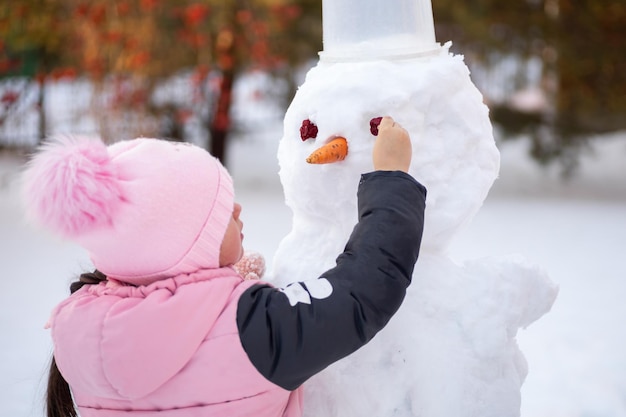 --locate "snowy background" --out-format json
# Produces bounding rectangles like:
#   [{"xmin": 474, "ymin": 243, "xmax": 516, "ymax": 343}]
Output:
[{"xmin": 1, "ymin": 79, "xmax": 625, "ymax": 417}]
